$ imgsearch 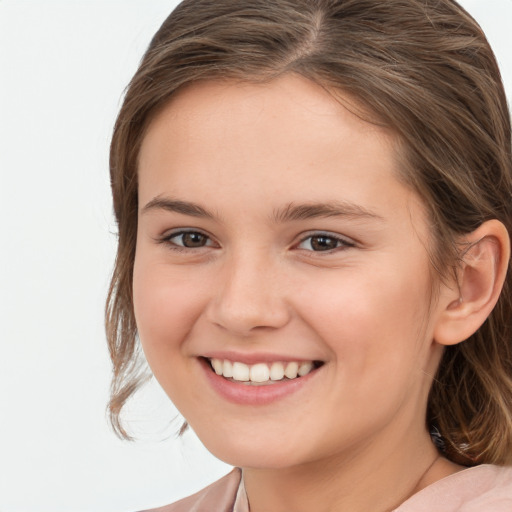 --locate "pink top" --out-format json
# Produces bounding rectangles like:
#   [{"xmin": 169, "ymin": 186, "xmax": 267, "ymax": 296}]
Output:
[{"xmin": 142, "ymin": 464, "xmax": 512, "ymax": 512}]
